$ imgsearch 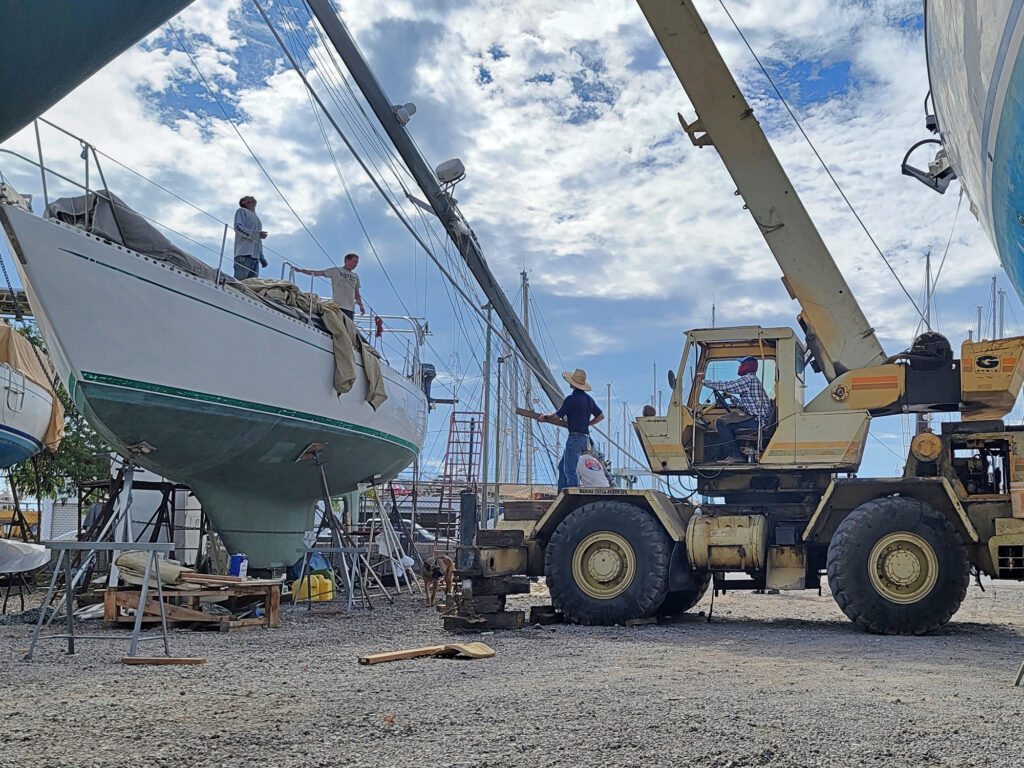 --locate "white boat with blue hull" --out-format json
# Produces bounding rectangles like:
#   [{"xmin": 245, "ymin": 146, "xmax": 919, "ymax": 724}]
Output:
[
  {"xmin": 0, "ymin": 363, "xmax": 53, "ymax": 466},
  {"xmin": 0, "ymin": 192, "xmax": 428, "ymax": 568},
  {"xmin": 915, "ymin": 1, "xmax": 1024, "ymax": 300}
]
